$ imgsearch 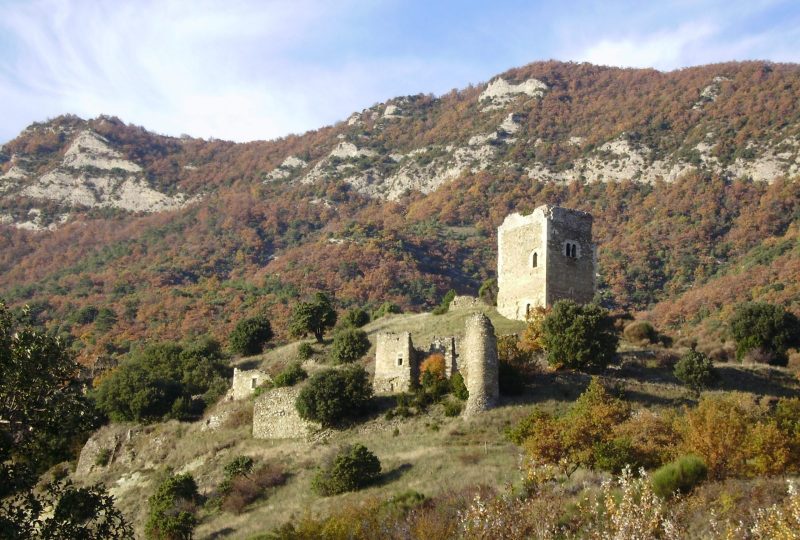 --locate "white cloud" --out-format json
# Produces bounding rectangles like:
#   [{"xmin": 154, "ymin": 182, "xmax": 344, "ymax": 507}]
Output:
[{"xmin": 575, "ymin": 22, "xmax": 718, "ymax": 70}]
